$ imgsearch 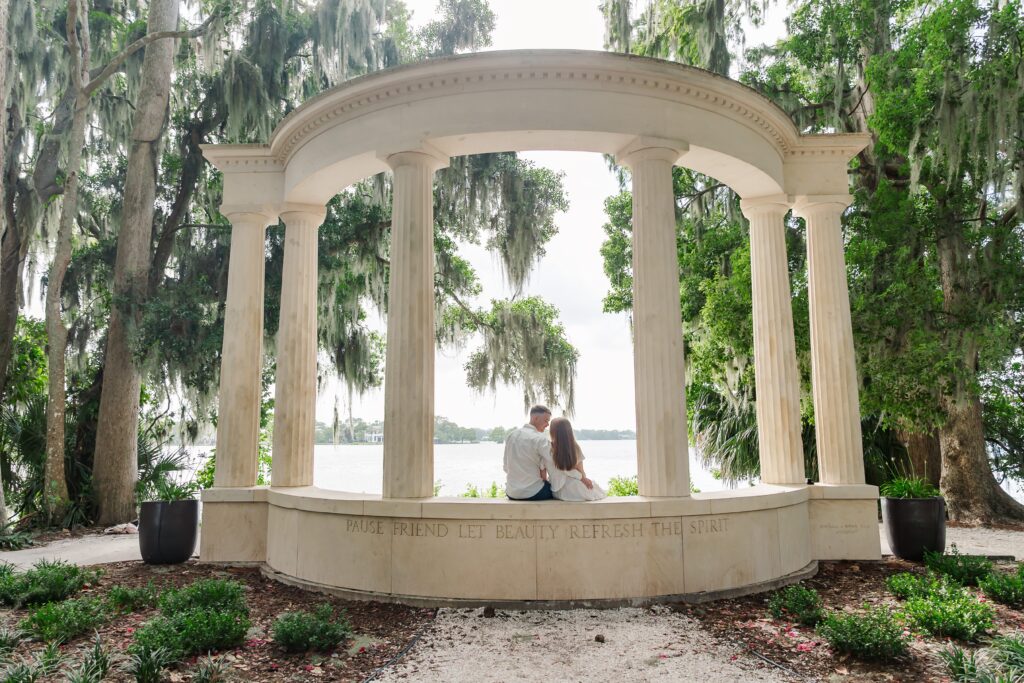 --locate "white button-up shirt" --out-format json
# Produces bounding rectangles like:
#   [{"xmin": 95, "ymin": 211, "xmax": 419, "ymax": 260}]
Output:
[{"xmin": 503, "ymin": 424, "xmax": 551, "ymax": 499}]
